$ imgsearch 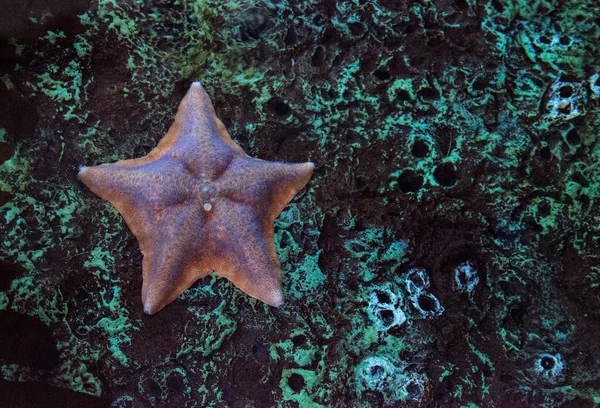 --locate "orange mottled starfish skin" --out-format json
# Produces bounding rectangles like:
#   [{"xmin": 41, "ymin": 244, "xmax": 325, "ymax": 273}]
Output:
[{"xmin": 79, "ymin": 82, "xmax": 315, "ymax": 315}]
